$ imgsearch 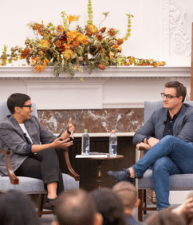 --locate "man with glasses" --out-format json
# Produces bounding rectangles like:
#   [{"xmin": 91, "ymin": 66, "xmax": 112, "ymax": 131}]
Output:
[
  {"xmin": 0, "ymin": 93, "xmax": 74, "ymax": 207},
  {"xmin": 108, "ymin": 81, "xmax": 193, "ymax": 211}
]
